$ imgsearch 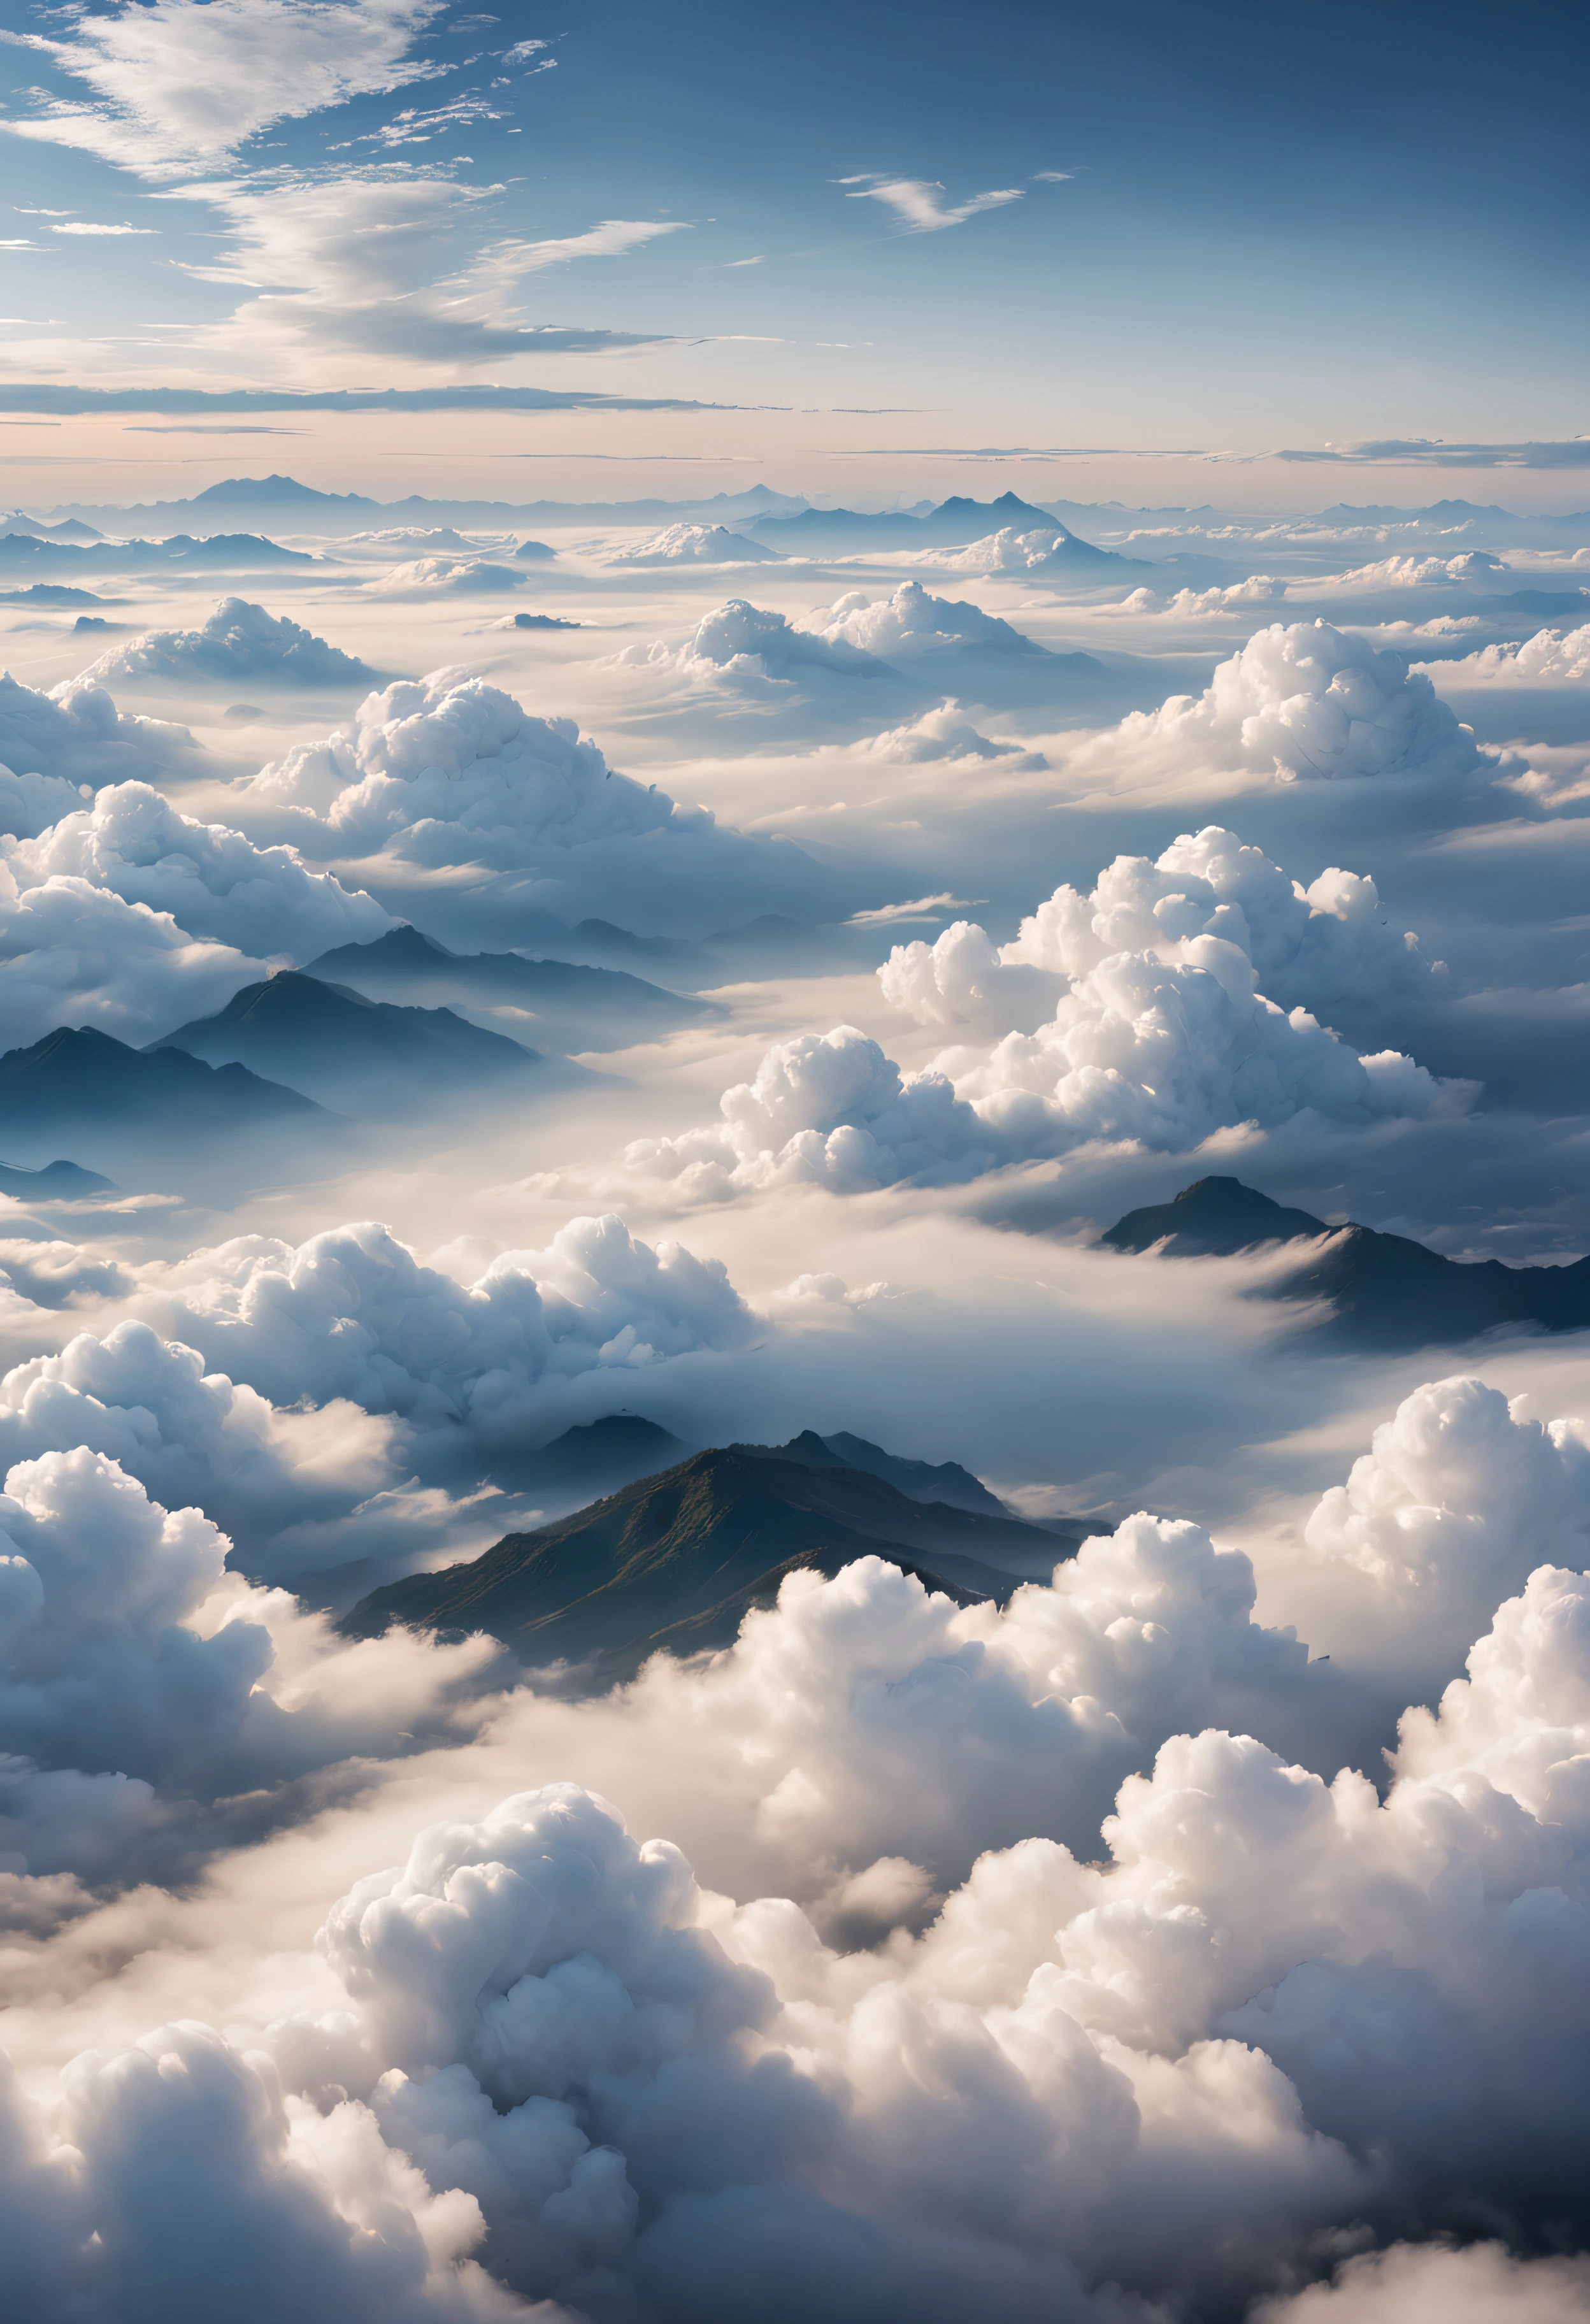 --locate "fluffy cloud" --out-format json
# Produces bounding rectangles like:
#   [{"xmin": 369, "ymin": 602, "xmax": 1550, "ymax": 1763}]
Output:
[
  {"xmin": 1073, "ymin": 620, "xmax": 1488, "ymax": 789},
  {"xmin": 4, "ymin": 780, "xmax": 391, "ymax": 959},
  {"xmin": 1285, "ymin": 1374, "xmax": 1590, "ymax": 1700},
  {"xmin": 1256, "ymin": 2242, "xmax": 1590, "ymax": 2324},
  {"xmin": 613, "ymin": 598, "xmax": 896, "ymax": 691},
  {"xmin": 1428, "ymin": 621, "xmax": 1590, "ymax": 686},
  {"xmin": 798, "ymin": 578, "xmax": 1043, "ymax": 659},
  {"xmin": 912, "ymin": 526, "xmax": 1076, "ymax": 573},
  {"xmin": 22, "ymin": 1539, "xmax": 1590, "ymax": 2324},
  {"xmin": 0, "ymin": 672, "xmax": 197, "ymax": 804},
  {"xmin": 1315, "ymin": 550, "xmax": 1511, "ymax": 592},
  {"xmin": 5, "ymin": 1349, "xmax": 1590, "ymax": 2311},
  {"xmin": 336, "ymin": 529, "xmax": 515, "ymax": 558},
  {"xmin": 1105, "ymin": 577, "xmax": 1289, "ymax": 619},
  {"xmin": 234, "ymin": 666, "xmax": 848, "ymax": 932},
  {"xmin": 861, "ymin": 698, "xmax": 1049, "ymax": 767},
  {"xmin": 998, "ymin": 826, "xmax": 1437, "ymax": 1015},
  {"xmin": 134, "ymin": 1214, "xmax": 756, "ymax": 1451},
  {"xmin": 370, "ymin": 559, "xmax": 528, "ymax": 597},
  {"xmin": 244, "ymin": 670, "xmax": 665, "ymax": 852},
  {"xmin": 880, "ymin": 824, "xmax": 1431, "ymax": 1036},
  {"xmin": 608, "ymin": 523, "xmax": 780, "ymax": 566},
  {"xmin": 0, "ymin": 1319, "xmax": 422, "ymax": 1586},
  {"xmin": 70, "ymin": 598, "xmax": 373, "ymax": 687},
  {"xmin": 630, "ymin": 833, "xmax": 1456, "ymax": 1201},
  {"xmin": 0, "ymin": 861, "xmax": 264, "ymax": 1052},
  {"xmin": 622, "ymin": 1024, "xmax": 998, "ymax": 1198},
  {"xmin": 941, "ymin": 952, "xmax": 1451, "ymax": 1159},
  {"xmin": 0, "ymin": 1445, "xmax": 496, "ymax": 1883},
  {"xmin": 0, "ymin": 778, "xmax": 393, "ymax": 1051}
]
